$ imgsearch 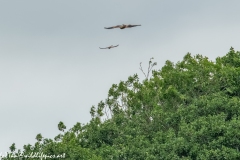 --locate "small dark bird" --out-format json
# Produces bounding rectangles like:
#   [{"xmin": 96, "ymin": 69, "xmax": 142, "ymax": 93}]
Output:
[
  {"xmin": 99, "ymin": 45, "xmax": 119, "ymax": 49},
  {"xmin": 104, "ymin": 24, "xmax": 141, "ymax": 29}
]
